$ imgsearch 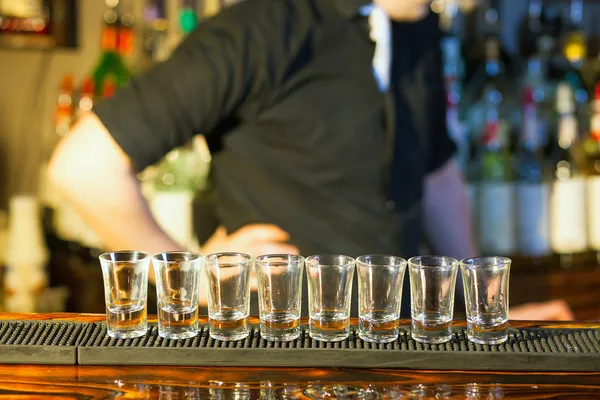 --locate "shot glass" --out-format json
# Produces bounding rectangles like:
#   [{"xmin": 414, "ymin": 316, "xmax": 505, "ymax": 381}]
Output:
[
  {"xmin": 357, "ymin": 255, "xmax": 407, "ymax": 343},
  {"xmin": 256, "ymin": 254, "xmax": 305, "ymax": 341},
  {"xmin": 205, "ymin": 252, "xmax": 253, "ymax": 341},
  {"xmin": 306, "ymin": 254, "xmax": 355, "ymax": 342},
  {"xmin": 408, "ymin": 256, "xmax": 459, "ymax": 344},
  {"xmin": 99, "ymin": 250, "xmax": 151, "ymax": 339},
  {"xmin": 152, "ymin": 251, "xmax": 202, "ymax": 340},
  {"xmin": 460, "ymin": 256, "xmax": 511, "ymax": 345}
]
